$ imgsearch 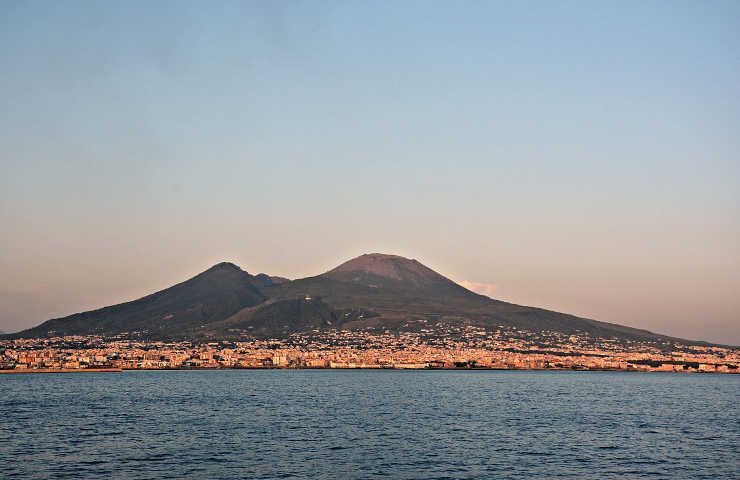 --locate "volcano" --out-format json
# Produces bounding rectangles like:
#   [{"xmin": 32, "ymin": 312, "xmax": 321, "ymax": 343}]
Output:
[{"xmin": 9, "ymin": 253, "xmax": 690, "ymax": 344}]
